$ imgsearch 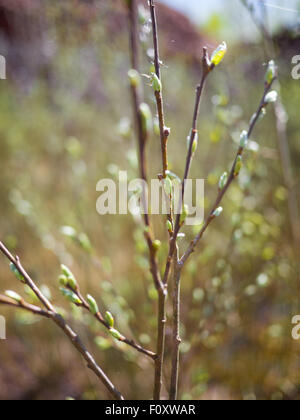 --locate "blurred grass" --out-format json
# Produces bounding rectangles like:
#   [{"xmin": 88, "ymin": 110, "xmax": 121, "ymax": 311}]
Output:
[{"xmin": 0, "ymin": 0, "xmax": 299, "ymax": 400}]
